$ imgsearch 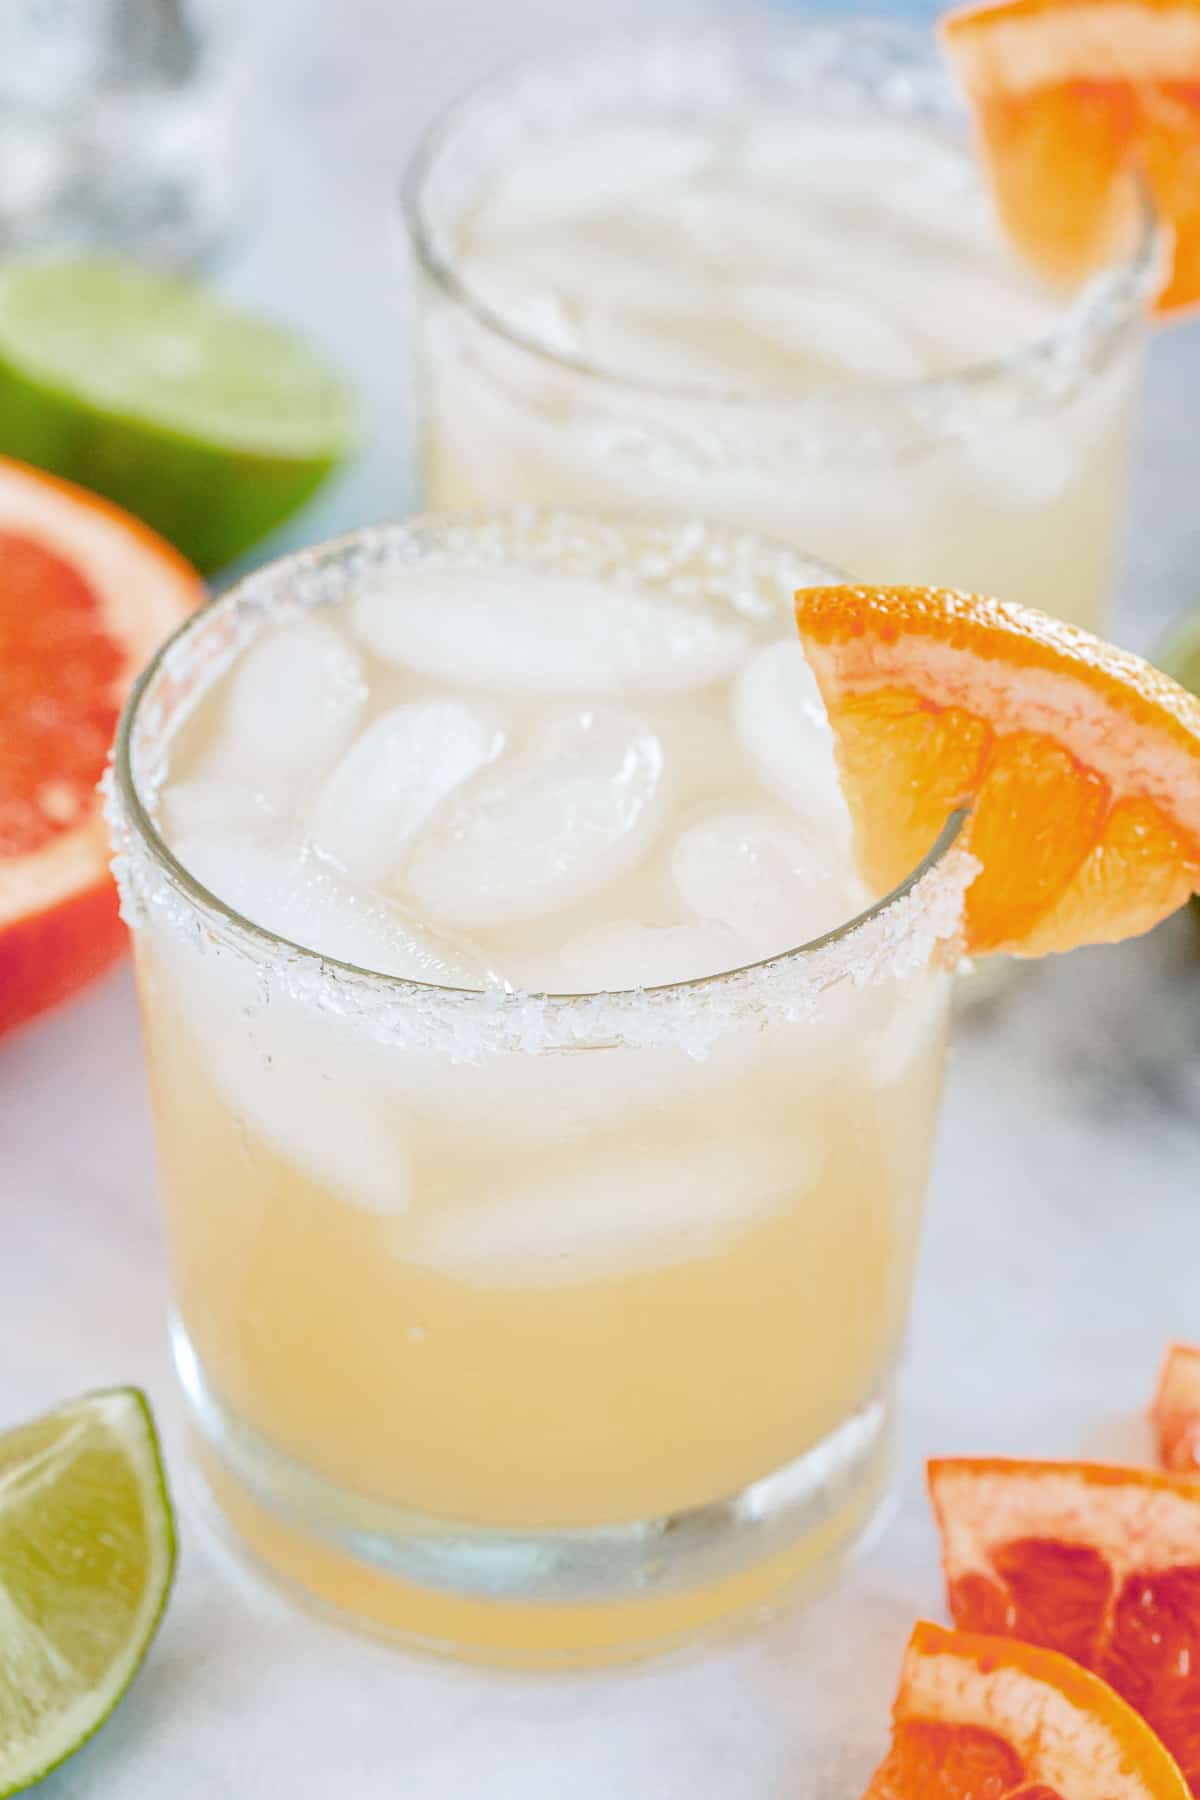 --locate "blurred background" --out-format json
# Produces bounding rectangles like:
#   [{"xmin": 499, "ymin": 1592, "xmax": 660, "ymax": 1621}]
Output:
[{"xmin": 1, "ymin": 0, "xmax": 1194, "ymax": 651}]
